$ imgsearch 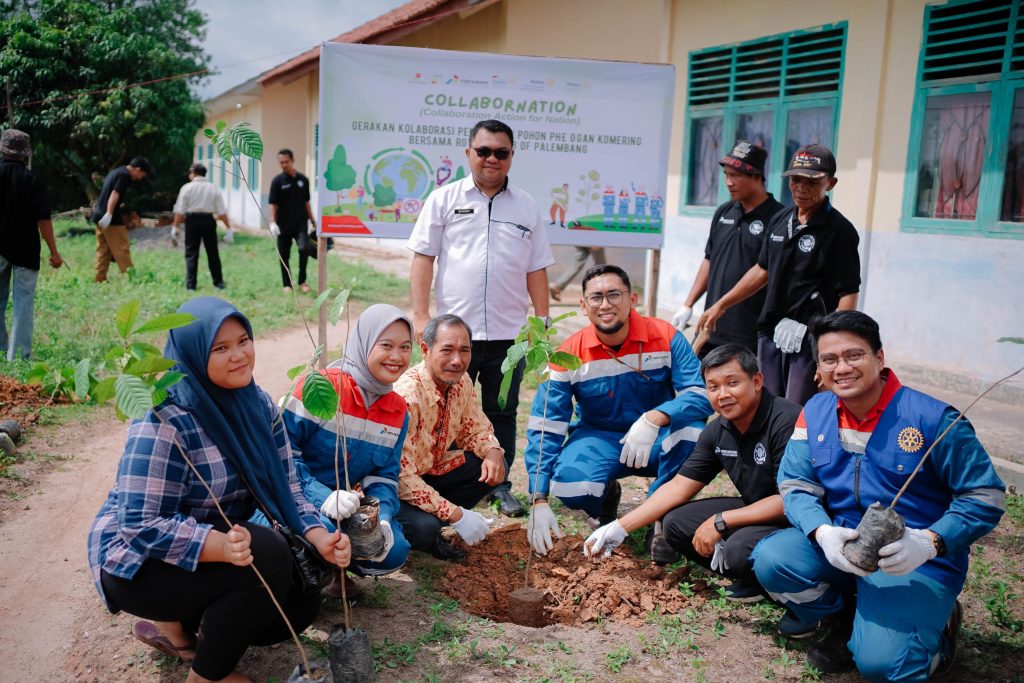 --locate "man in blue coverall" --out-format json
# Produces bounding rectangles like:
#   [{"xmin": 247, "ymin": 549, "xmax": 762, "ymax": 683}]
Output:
[
  {"xmin": 524, "ymin": 264, "xmax": 713, "ymax": 557},
  {"xmin": 752, "ymin": 311, "xmax": 1005, "ymax": 680}
]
